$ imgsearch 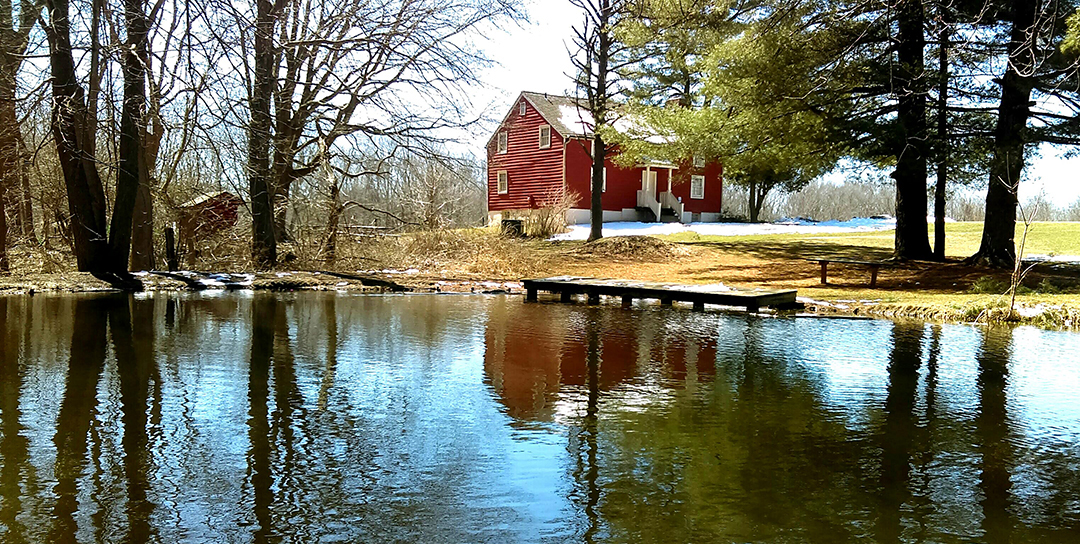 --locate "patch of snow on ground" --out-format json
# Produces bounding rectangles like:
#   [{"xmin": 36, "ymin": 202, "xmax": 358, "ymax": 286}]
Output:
[
  {"xmin": 551, "ymin": 217, "xmax": 898, "ymax": 241},
  {"xmin": 1026, "ymin": 254, "xmax": 1080, "ymax": 263}
]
